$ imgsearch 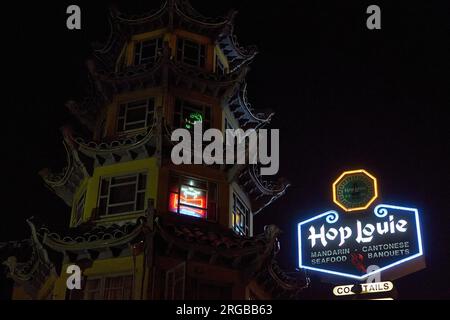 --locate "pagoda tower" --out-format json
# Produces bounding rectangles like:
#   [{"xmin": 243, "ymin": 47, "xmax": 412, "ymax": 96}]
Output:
[{"xmin": 1, "ymin": 0, "xmax": 308, "ymax": 300}]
